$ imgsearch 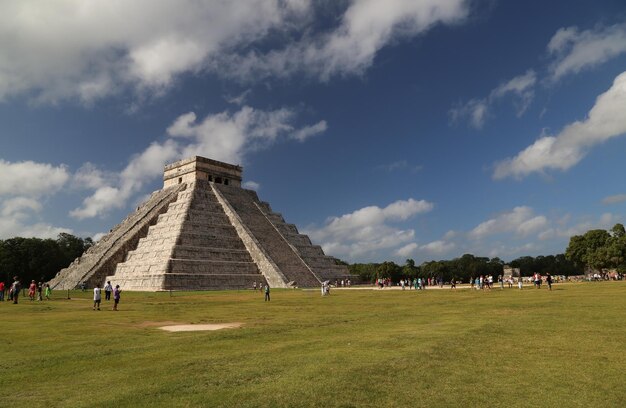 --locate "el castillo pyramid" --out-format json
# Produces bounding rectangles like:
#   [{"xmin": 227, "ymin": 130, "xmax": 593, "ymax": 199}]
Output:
[{"xmin": 49, "ymin": 156, "xmax": 349, "ymax": 290}]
